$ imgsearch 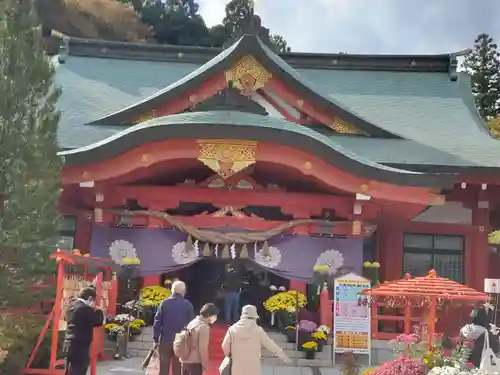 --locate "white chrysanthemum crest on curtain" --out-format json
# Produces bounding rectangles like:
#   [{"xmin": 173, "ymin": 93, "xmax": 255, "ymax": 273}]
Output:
[
  {"xmin": 314, "ymin": 249, "xmax": 344, "ymax": 275},
  {"xmin": 109, "ymin": 239, "xmax": 138, "ymax": 265},
  {"xmin": 255, "ymin": 245, "xmax": 282, "ymax": 269},
  {"xmin": 171, "ymin": 241, "xmax": 198, "ymax": 265}
]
